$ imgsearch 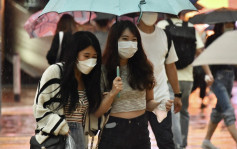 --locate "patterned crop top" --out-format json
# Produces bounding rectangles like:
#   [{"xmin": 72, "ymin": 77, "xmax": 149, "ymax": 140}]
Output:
[
  {"xmin": 101, "ymin": 65, "xmax": 146, "ymax": 113},
  {"xmin": 64, "ymin": 90, "xmax": 89, "ymax": 123}
]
